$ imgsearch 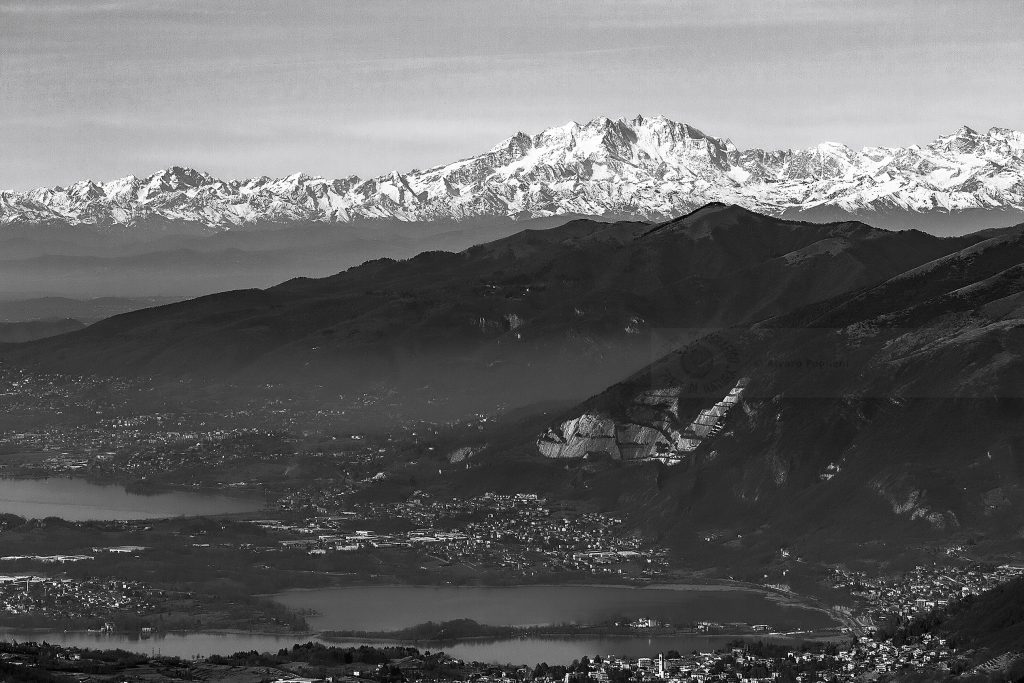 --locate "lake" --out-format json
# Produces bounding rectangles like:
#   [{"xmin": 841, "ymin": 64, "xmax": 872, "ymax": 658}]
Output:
[
  {"xmin": 271, "ymin": 584, "xmax": 836, "ymax": 632},
  {"xmin": 0, "ymin": 631, "xmax": 809, "ymax": 664},
  {"xmin": 0, "ymin": 477, "xmax": 264, "ymax": 521},
  {"xmin": 0, "ymin": 585, "xmax": 837, "ymax": 663}
]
